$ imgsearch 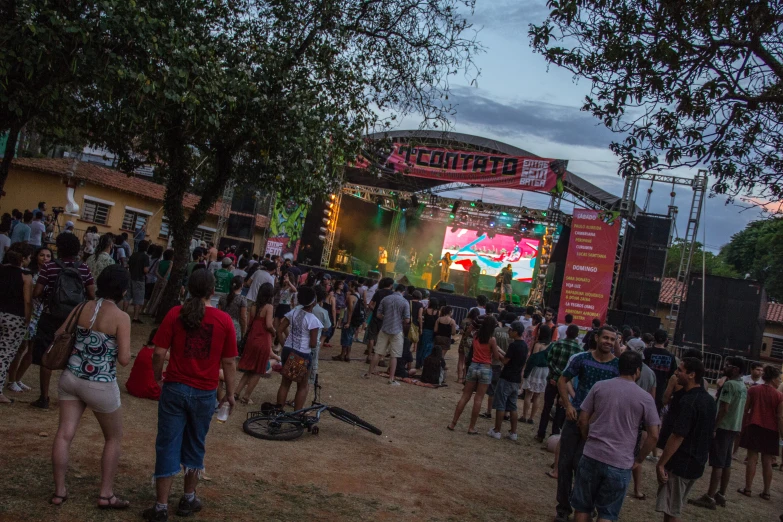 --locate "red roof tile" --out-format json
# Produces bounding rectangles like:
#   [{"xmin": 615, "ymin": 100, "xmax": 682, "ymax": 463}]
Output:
[
  {"xmin": 660, "ymin": 277, "xmax": 783, "ymax": 324},
  {"xmin": 10, "ymin": 157, "xmax": 268, "ymax": 228}
]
